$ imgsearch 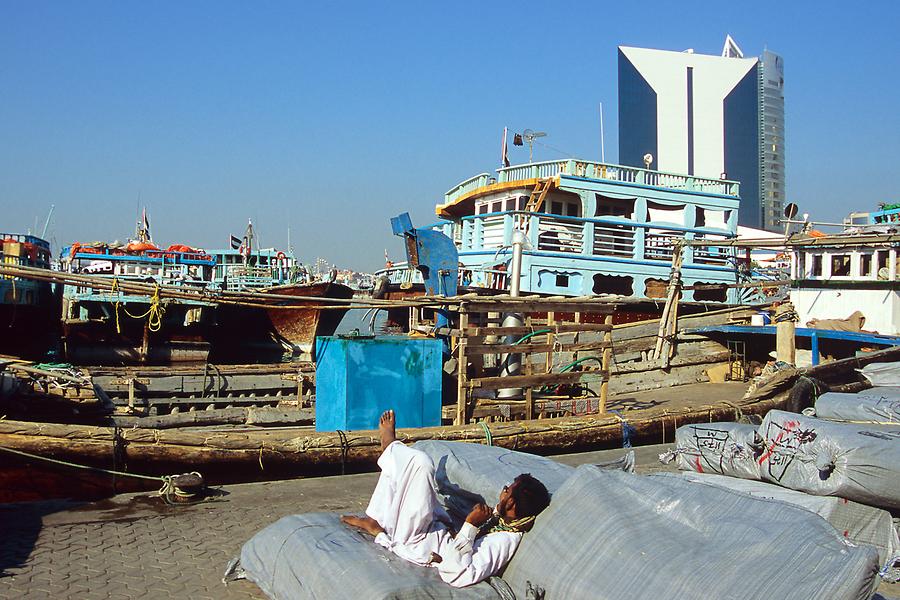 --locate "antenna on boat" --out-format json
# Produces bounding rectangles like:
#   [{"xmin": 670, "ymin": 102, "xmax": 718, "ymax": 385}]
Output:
[
  {"xmin": 598, "ymin": 103, "xmax": 605, "ymax": 163},
  {"xmin": 522, "ymin": 129, "xmax": 547, "ymax": 163},
  {"xmin": 41, "ymin": 205, "xmax": 55, "ymax": 240}
]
